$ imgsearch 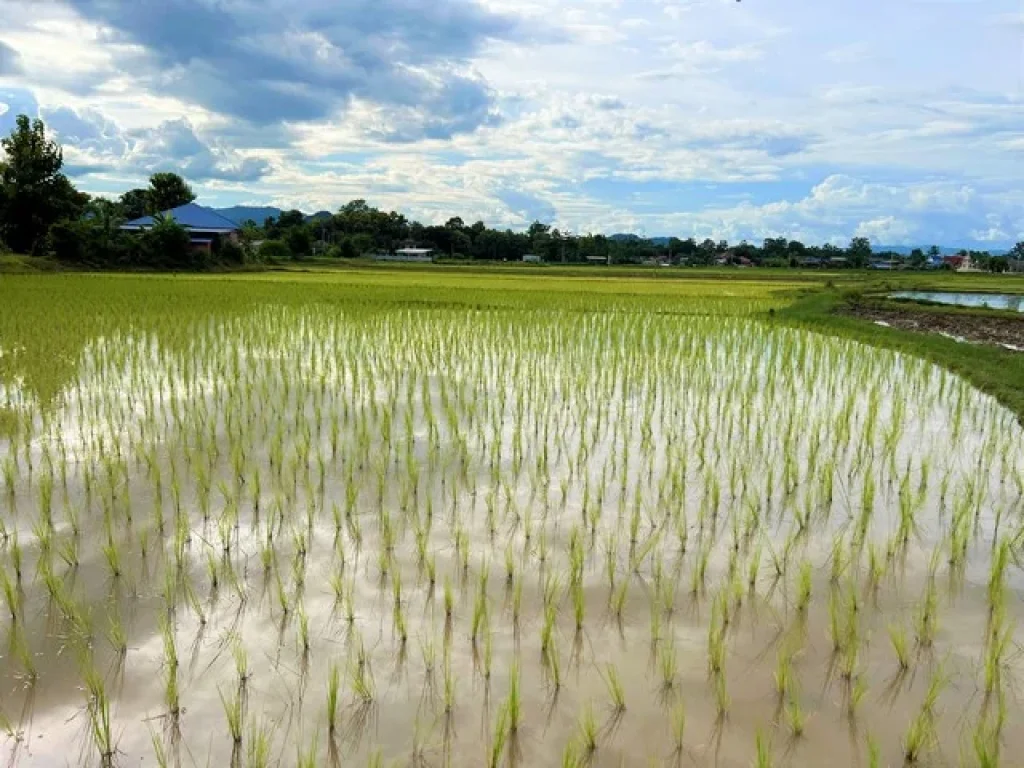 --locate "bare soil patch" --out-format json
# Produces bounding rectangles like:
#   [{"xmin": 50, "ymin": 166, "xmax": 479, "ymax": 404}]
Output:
[{"xmin": 846, "ymin": 302, "xmax": 1024, "ymax": 351}]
